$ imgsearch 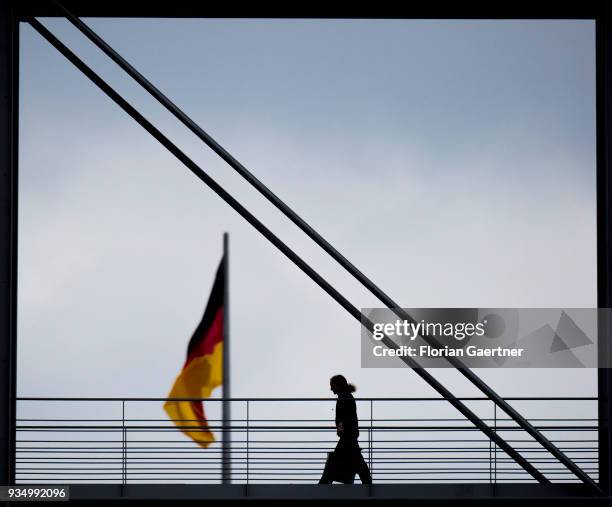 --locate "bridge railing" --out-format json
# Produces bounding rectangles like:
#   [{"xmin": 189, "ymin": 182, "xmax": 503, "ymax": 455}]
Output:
[{"xmin": 14, "ymin": 397, "xmax": 598, "ymax": 484}]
